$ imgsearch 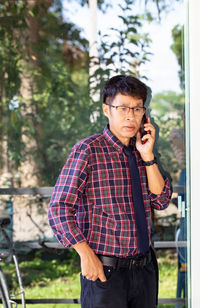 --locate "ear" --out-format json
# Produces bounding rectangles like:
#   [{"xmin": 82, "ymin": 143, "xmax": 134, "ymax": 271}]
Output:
[{"xmin": 102, "ymin": 103, "xmax": 109, "ymax": 118}]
